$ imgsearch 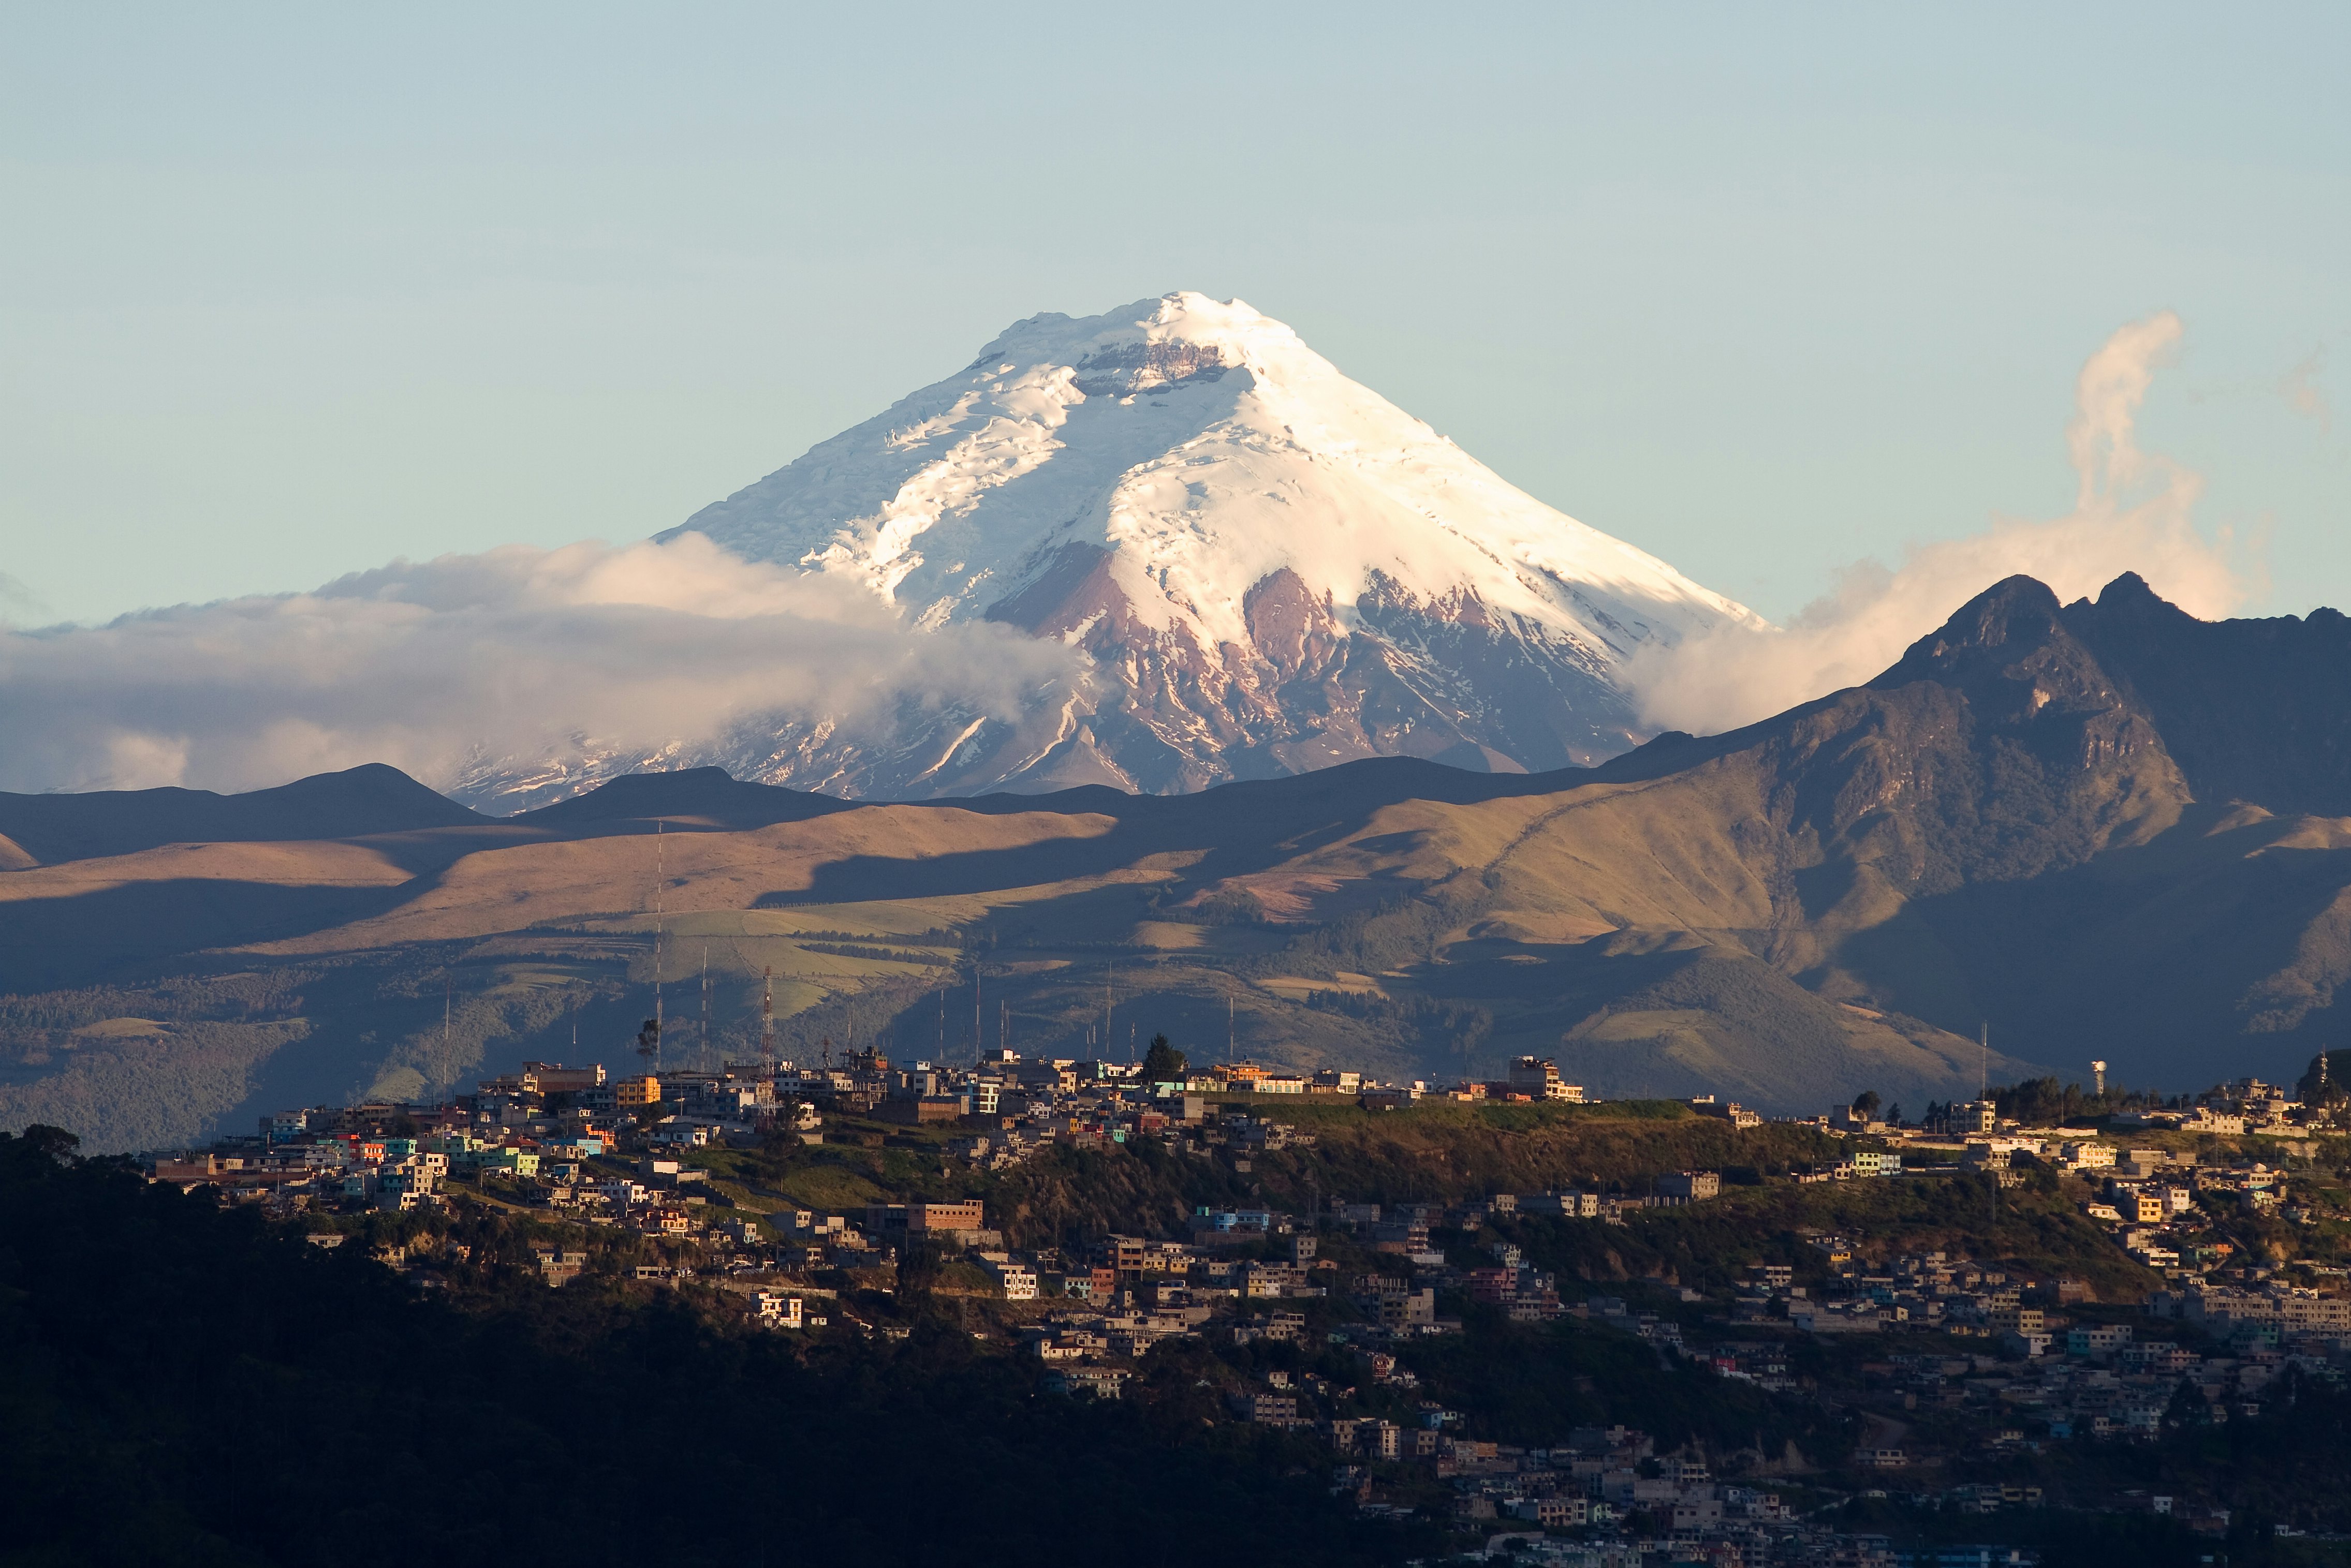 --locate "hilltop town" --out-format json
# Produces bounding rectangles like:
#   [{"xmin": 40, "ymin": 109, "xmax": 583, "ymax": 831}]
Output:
[{"xmin": 119, "ymin": 1037, "xmax": 2351, "ymax": 1566}]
